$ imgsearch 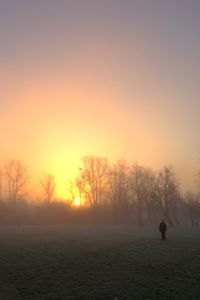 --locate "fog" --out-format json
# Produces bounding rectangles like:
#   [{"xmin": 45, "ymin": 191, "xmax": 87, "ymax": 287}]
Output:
[{"xmin": 0, "ymin": 224, "xmax": 200, "ymax": 299}]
